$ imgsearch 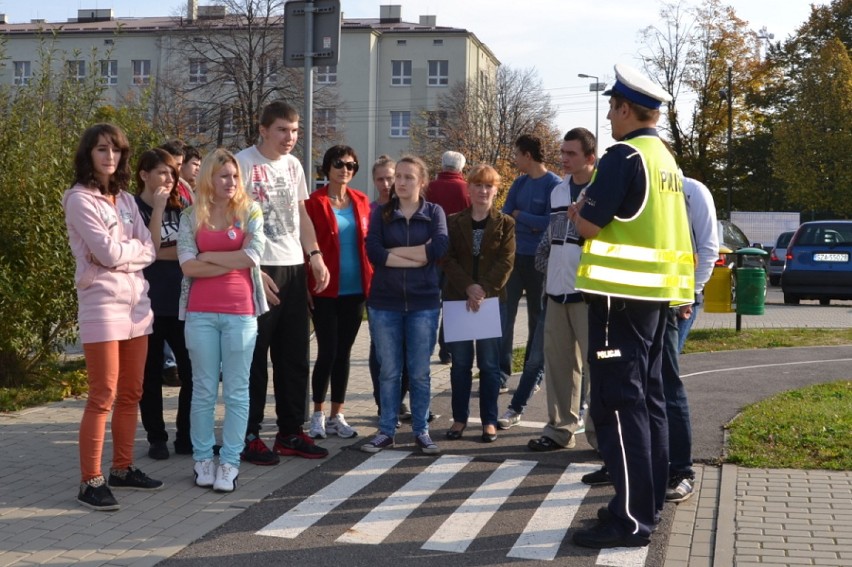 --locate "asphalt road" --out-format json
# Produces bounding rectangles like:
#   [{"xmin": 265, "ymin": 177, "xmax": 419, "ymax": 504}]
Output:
[{"xmin": 160, "ymin": 293, "xmax": 852, "ymax": 566}]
